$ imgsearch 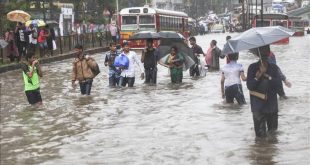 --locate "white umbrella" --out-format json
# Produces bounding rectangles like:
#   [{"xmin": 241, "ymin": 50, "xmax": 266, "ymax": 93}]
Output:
[
  {"xmin": 222, "ymin": 26, "xmax": 294, "ymax": 55},
  {"xmin": 7, "ymin": 10, "xmax": 31, "ymax": 23}
]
